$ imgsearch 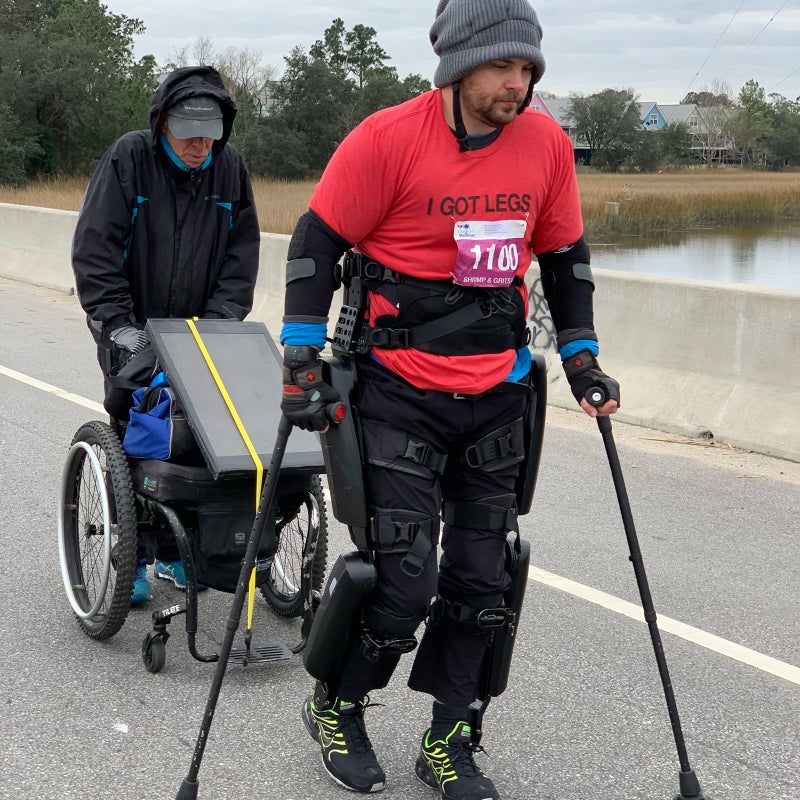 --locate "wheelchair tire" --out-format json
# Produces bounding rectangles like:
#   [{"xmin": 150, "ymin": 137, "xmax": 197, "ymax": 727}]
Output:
[
  {"xmin": 260, "ymin": 475, "xmax": 328, "ymax": 618},
  {"xmin": 58, "ymin": 420, "xmax": 138, "ymax": 640}
]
